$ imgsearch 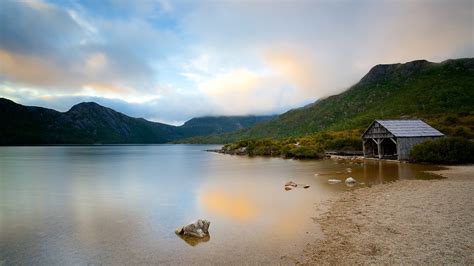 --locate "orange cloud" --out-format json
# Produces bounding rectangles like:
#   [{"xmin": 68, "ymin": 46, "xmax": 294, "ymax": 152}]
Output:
[
  {"xmin": 261, "ymin": 48, "xmax": 349, "ymax": 100},
  {"xmin": 0, "ymin": 49, "xmax": 65, "ymax": 87},
  {"xmin": 264, "ymin": 50, "xmax": 316, "ymax": 92},
  {"xmin": 199, "ymin": 68, "xmax": 281, "ymax": 114},
  {"xmin": 0, "ymin": 49, "xmax": 131, "ymax": 100},
  {"xmin": 83, "ymin": 83, "xmax": 128, "ymax": 94},
  {"xmin": 201, "ymin": 68, "xmax": 262, "ymax": 96},
  {"xmin": 85, "ymin": 53, "xmax": 107, "ymax": 73}
]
